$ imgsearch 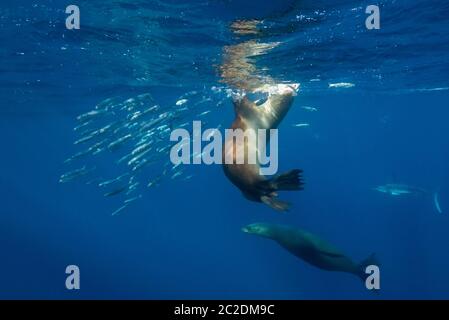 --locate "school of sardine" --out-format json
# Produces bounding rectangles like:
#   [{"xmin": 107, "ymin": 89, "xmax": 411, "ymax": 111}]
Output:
[{"xmin": 60, "ymin": 89, "xmax": 226, "ymax": 214}]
